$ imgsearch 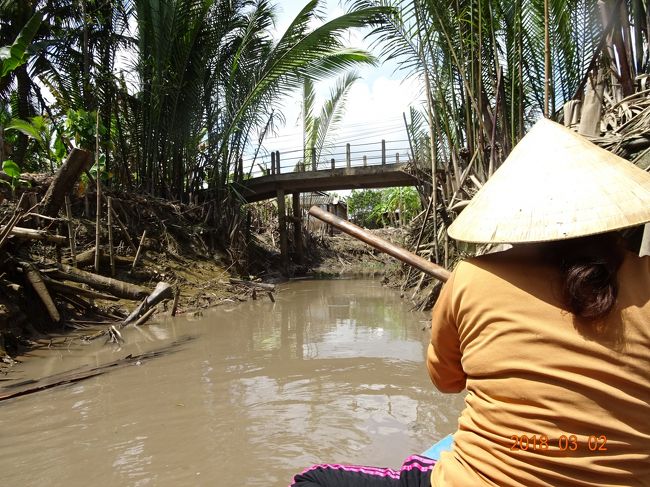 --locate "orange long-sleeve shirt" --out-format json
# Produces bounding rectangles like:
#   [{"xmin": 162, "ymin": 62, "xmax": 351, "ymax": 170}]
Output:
[{"xmin": 427, "ymin": 247, "xmax": 650, "ymax": 486}]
